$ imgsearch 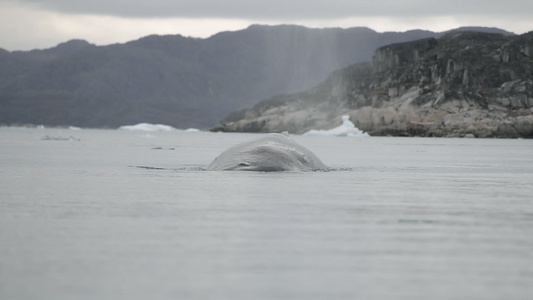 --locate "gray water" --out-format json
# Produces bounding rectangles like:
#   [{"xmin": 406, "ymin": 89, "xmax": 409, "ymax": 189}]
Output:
[{"xmin": 1, "ymin": 127, "xmax": 532, "ymax": 300}]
